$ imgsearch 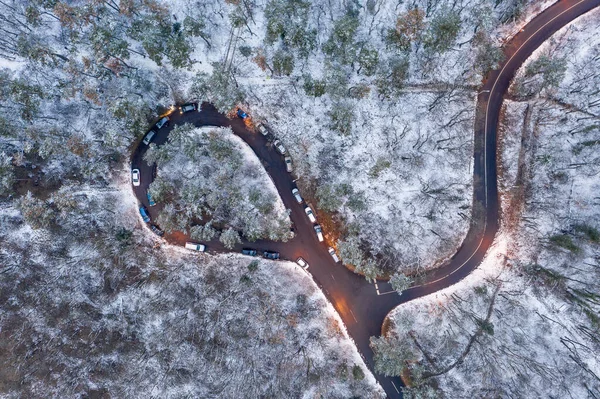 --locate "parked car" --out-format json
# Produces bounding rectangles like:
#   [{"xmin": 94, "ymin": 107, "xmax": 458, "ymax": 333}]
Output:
[
  {"xmin": 180, "ymin": 103, "xmax": 197, "ymax": 114},
  {"xmin": 314, "ymin": 225, "xmax": 324, "ymax": 242},
  {"xmin": 284, "ymin": 156, "xmax": 292, "ymax": 172},
  {"xmin": 242, "ymin": 248, "xmax": 257, "ymax": 256},
  {"xmin": 131, "ymin": 169, "xmax": 140, "ymax": 186},
  {"xmin": 155, "ymin": 116, "xmax": 169, "ymax": 129},
  {"xmin": 263, "ymin": 251, "xmax": 279, "ymax": 260},
  {"xmin": 292, "ymin": 188, "xmax": 303, "ymax": 203},
  {"xmin": 139, "ymin": 206, "xmax": 150, "ymax": 223},
  {"xmin": 185, "ymin": 242, "xmax": 206, "ymax": 252},
  {"xmin": 273, "ymin": 139, "xmax": 286, "ymax": 155},
  {"xmin": 237, "ymin": 108, "xmax": 248, "ymax": 119},
  {"xmin": 150, "ymin": 225, "xmax": 164, "ymax": 236},
  {"xmin": 328, "ymin": 247, "xmax": 340, "ymax": 263},
  {"xmin": 296, "ymin": 257, "xmax": 309, "ymax": 270},
  {"xmin": 152, "ymin": 163, "xmax": 158, "ymax": 179},
  {"xmin": 257, "ymin": 124, "xmax": 268, "ymax": 136},
  {"xmin": 305, "ymin": 206, "xmax": 316, "ymax": 223},
  {"xmin": 146, "ymin": 191, "xmax": 156, "ymax": 206},
  {"xmin": 142, "ymin": 130, "xmax": 156, "ymax": 145}
]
